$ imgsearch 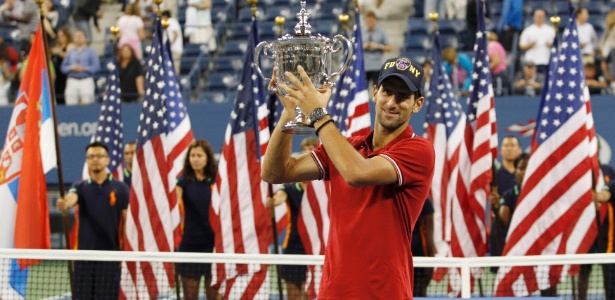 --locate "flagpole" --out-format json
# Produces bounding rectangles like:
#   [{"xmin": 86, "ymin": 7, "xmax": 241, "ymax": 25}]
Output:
[
  {"xmin": 268, "ymin": 8, "xmax": 285, "ymax": 300},
  {"xmin": 148, "ymin": 0, "xmax": 183, "ymax": 297},
  {"xmin": 34, "ymin": 0, "xmax": 74, "ymax": 296}
]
